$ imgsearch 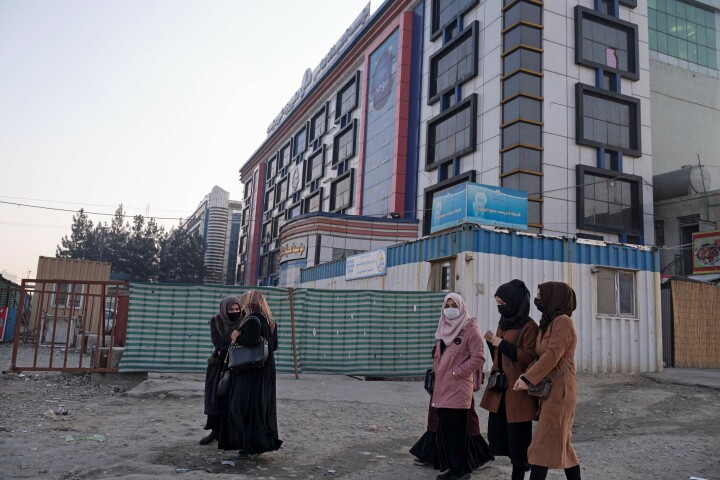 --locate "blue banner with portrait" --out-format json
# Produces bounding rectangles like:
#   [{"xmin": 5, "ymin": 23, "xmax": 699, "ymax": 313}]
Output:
[{"xmin": 430, "ymin": 182, "xmax": 528, "ymax": 233}]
